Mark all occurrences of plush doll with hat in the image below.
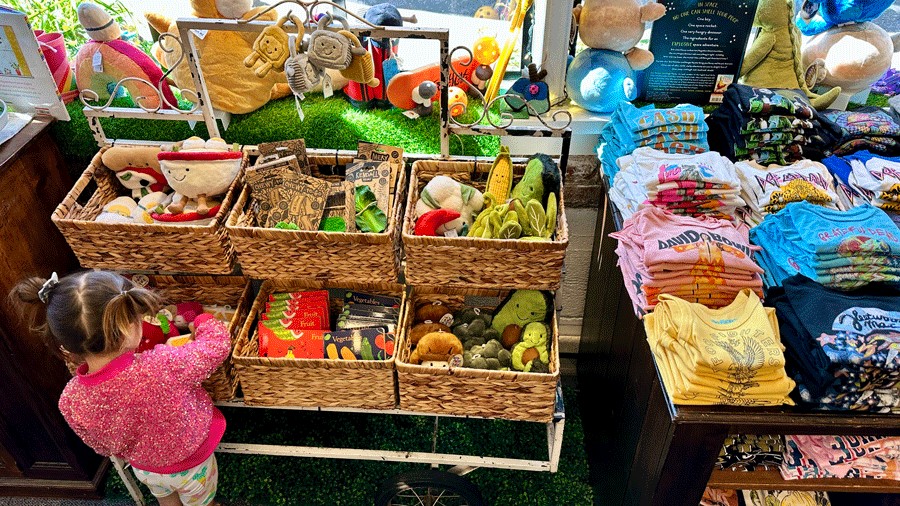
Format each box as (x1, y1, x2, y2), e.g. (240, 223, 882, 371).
(75, 2, 177, 110)
(738, 0, 841, 110)
(101, 145, 168, 199)
(798, 0, 900, 109)
(146, 0, 293, 115)
(153, 137, 242, 219)
(566, 0, 666, 113)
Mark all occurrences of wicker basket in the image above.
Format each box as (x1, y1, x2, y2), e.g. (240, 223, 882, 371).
(396, 286, 560, 422)
(51, 148, 243, 274)
(142, 275, 251, 401)
(225, 155, 405, 282)
(403, 159, 569, 290)
(232, 279, 405, 409)
(62, 275, 251, 401)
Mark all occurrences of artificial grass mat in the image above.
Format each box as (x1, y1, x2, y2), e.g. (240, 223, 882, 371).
(50, 92, 501, 170)
(103, 387, 592, 505)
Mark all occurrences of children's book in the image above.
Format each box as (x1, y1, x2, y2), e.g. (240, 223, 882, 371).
(0, 6, 68, 120)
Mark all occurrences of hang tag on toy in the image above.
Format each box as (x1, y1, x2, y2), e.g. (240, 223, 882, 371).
(293, 94, 305, 122)
(448, 354, 464, 370)
(323, 73, 334, 98)
(382, 56, 400, 87)
(402, 110, 420, 120)
(92, 51, 103, 73)
(131, 274, 149, 288)
(192, 29, 208, 40)
(444, 229, 458, 238)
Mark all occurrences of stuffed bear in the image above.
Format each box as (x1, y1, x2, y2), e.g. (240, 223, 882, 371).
(102, 145, 167, 199)
(408, 331, 463, 365)
(567, 0, 666, 113)
(146, 0, 293, 115)
(414, 175, 485, 234)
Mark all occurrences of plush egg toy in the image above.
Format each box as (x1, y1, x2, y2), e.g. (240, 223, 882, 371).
(448, 86, 468, 117)
(157, 137, 242, 217)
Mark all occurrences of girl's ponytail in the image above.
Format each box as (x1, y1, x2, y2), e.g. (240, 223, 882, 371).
(102, 287, 162, 352)
(8, 277, 57, 356)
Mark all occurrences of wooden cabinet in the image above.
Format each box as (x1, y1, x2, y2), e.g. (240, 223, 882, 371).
(581, 185, 900, 505)
(0, 119, 107, 498)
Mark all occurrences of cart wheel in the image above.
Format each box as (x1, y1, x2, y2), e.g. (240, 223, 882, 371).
(374, 469, 485, 506)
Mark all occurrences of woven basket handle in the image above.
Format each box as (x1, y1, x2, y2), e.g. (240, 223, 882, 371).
(57, 165, 98, 218)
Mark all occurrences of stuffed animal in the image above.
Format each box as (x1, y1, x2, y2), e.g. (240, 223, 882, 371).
(567, 0, 666, 113)
(505, 63, 550, 115)
(138, 302, 204, 352)
(795, 0, 894, 37)
(414, 302, 454, 326)
(75, 3, 178, 110)
(511, 322, 550, 372)
(146, 0, 292, 115)
(102, 145, 167, 199)
(415, 175, 485, 234)
(491, 290, 552, 333)
(802, 22, 900, 109)
(344, 3, 415, 108)
(244, 15, 299, 78)
(156, 137, 242, 216)
(408, 322, 451, 346)
(463, 339, 512, 370)
(739, 0, 840, 110)
(96, 192, 172, 224)
(452, 313, 500, 350)
(408, 331, 463, 365)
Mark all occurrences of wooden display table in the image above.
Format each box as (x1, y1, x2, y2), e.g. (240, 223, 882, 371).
(0, 118, 107, 498)
(580, 185, 900, 506)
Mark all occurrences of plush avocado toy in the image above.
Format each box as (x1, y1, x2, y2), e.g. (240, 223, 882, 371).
(463, 339, 512, 370)
(491, 290, 553, 333)
(512, 322, 550, 372)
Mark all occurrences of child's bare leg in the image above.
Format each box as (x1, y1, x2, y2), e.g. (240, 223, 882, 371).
(157, 492, 182, 506)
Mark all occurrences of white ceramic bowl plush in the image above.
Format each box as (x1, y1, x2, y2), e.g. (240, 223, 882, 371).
(158, 137, 242, 216)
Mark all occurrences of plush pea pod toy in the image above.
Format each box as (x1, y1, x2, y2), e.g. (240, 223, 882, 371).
(521, 199, 546, 237)
(543, 192, 557, 239)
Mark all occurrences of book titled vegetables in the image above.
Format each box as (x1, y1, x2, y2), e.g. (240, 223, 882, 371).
(324, 328, 395, 360)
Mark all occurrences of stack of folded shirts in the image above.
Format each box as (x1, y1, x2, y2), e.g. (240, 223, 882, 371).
(742, 490, 830, 506)
(768, 275, 900, 412)
(611, 207, 764, 314)
(598, 101, 709, 180)
(782, 435, 900, 480)
(609, 148, 745, 221)
(822, 107, 900, 156)
(734, 159, 843, 226)
(822, 150, 900, 211)
(707, 84, 839, 164)
(716, 434, 786, 471)
(750, 202, 900, 289)
(644, 289, 796, 406)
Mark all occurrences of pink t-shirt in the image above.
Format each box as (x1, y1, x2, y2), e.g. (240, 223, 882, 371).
(59, 315, 229, 474)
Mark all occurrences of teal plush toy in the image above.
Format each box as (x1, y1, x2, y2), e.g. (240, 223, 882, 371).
(491, 290, 552, 334)
(566, 49, 637, 114)
(511, 322, 550, 372)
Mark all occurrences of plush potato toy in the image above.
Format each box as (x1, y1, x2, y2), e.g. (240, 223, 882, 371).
(409, 332, 463, 365)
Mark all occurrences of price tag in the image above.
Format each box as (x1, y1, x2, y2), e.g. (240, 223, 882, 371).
(132, 274, 149, 288)
(92, 51, 103, 73)
(192, 29, 208, 40)
(444, 229, 458, 238)
(323, 74, 334, 98)
(402, 110, 420, 120)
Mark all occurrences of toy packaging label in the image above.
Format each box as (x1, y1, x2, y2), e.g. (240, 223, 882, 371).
(344, 303, 400, 317)
(257, 139, 310, 172)
(343, 290, 401, 309)
(323, 328, 394, 360)
(345, 160, 392, 215)
(257, 325, 326, 358)
(322, 180, 356, 232)
(269, 290, 330, 303)
(356, 141, 404, 206)
(262, 291, 330, 329)
(644, 0, 760, 104)
(271, 172, 330, 229)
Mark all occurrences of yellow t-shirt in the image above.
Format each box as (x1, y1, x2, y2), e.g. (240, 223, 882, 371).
(645, 289, 796, 406)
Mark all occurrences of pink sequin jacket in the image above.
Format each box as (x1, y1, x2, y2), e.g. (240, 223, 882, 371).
(59, 314, 228, 474)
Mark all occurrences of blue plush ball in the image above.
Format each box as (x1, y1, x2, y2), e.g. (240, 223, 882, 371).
(566, 48, 637, 114)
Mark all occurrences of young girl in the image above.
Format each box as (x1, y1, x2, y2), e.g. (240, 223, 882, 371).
(11, 270, 231, 506)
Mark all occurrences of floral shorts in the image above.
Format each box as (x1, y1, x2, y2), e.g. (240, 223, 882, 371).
(132, 454, 218, 506)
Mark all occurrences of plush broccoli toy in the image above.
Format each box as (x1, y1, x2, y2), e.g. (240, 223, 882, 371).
(463, 339, 512, 370)
(452, 310, 499, 350)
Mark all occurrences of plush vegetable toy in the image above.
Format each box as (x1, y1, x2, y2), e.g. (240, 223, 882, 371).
(485, 146, 513, 202)
(138, 302, 204, 352)
(146, 0, 292, 114)
(463, 339, 512, 370)
(491, 290, 552, 334)
(101, 145, 167, 199)
(567, 0, 666, 113)
(408, 322, 451, 345)
(738, 0, 841, 110)
(414, 302, 454, 326)
(452, 312, 499, 350)
(156, 137, 243, 217)
(75, 2, 177, 110)
(511, 322, 550, 372)
(414, 209, 461, 236)
(415, 176, 485, 234)
(408, 331, 463, 365)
